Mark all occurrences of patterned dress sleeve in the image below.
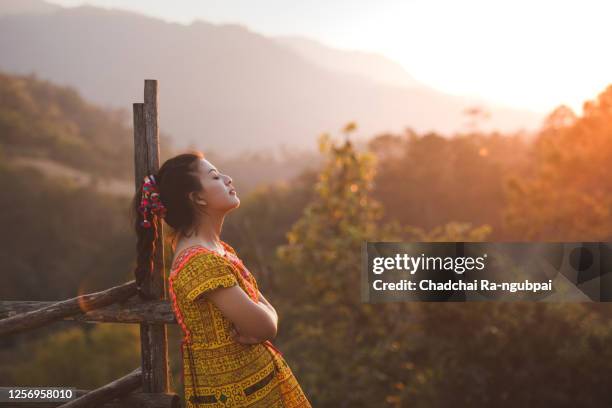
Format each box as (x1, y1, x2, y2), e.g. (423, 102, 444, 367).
(173, 252, 239, 302)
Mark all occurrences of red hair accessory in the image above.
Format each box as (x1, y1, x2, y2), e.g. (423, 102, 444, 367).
(139, 174, 167, 228)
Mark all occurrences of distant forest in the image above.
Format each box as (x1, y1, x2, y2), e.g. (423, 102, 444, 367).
(1, 71, 611, 406)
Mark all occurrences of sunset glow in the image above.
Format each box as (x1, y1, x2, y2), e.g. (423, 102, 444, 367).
(47, 0, 612, 114)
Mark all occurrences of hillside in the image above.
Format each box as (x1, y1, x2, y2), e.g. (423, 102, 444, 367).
(0, 71, 141, 180)
(0, 71, 324, 197)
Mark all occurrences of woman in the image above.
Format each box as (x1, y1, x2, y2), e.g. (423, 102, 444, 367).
(131, 151, 312, 407)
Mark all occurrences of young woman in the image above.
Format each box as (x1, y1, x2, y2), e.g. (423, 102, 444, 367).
(131, 151, 312, 407)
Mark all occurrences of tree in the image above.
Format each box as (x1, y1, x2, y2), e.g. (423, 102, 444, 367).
(275, 127, 402, 406)
(504, 86, 612, 240)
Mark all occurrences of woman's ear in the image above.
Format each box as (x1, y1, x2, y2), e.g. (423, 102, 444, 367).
(189, 191, 207, 207)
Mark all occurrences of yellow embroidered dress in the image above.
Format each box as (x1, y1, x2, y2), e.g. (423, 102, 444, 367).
(168, 241, 312, 408)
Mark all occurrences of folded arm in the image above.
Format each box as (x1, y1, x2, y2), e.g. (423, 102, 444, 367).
(257, 290, 278, 322)
(202, 286, 278, 343)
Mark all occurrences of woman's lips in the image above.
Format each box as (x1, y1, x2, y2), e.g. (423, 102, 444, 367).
(229, 189, 236, 195)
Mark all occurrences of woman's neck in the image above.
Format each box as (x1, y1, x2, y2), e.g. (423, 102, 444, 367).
(175, 213, 227, 254)
(198, 208, 225, 238)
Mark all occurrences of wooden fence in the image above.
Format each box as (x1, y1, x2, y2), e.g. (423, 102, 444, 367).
(0, 80, 179, 408)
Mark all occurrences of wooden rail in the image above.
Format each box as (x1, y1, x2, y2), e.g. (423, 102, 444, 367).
(0, 298, 175, 324)
(0, 390, 178, 408)
(0, 369, 179, 407)
(0, 282, 137, 336)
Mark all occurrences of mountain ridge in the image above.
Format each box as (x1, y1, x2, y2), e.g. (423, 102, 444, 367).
(0, 1, 543, 155)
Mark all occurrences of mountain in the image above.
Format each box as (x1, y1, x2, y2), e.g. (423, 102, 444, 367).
(0, 0, 59, 17)
(0, 2, 543, 155)
(276, 35, 422, 89)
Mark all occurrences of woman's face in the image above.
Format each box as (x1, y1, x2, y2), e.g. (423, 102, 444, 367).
(190, 158, 239, 212)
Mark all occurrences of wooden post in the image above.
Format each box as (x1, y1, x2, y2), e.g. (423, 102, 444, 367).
(133, 79, 169, 394)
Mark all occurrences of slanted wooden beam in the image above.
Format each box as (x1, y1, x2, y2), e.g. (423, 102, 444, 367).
(0, 281, 136, 336)
(0, 298, 176, 324)
(56, 368, 140, 408)
(0, 389, 179, 408)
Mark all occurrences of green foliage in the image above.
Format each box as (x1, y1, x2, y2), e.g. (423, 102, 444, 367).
(0, 71, 135, 179)
(271, 124, 612, 407)
(4, 324, 140, 388)
(504, 87, 612, 240)
(273, 129, 492, 406)
(403, 221, 492, 241)
(274, 130, 401, 406)
(368, 129, 527, 240)
(278, 131, 400, 266)
(222, 169, 319, 291)
(398, 302, 612, 407)
(0, 163, 134, 301)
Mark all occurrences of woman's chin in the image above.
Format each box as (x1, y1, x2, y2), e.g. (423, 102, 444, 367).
(228, 197, 240, 209)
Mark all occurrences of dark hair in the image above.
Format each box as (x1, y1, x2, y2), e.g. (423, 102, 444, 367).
(130, 150, 205, 299)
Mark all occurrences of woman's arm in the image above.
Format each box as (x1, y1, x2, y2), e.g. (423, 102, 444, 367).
(229, 291, 278, 344)
(203, 286, 277, 342)
(257, 290, 278, 322)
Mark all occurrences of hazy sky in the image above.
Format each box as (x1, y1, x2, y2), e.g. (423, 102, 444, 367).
(48, 0, 612, 114)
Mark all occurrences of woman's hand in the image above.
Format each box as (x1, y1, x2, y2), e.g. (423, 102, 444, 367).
(230, 325, 263, 344)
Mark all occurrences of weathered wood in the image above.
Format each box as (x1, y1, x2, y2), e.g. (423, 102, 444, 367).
(135, 79, 170, 393)
(0, 391, 179, 408)
(132, 103, 146, 193)
(142, 79, 165, 301)
(0, 281, 137, 336)
(56, 368, 141, 408)
(0, 298, 176, 324)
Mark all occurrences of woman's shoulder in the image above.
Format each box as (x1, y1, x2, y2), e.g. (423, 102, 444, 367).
(172, 240, 236, 262)
(171, 245, 232, 272)
(220, 240, 238, 256)
(169, 247, 239, 301)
